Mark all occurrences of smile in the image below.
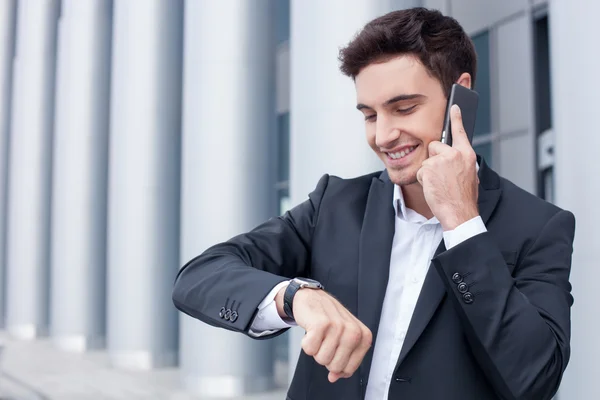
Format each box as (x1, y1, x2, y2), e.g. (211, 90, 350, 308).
(386, 145, 418, 160)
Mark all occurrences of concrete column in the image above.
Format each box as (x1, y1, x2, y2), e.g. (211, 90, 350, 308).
(5, 0, 59, 340)
(107, 0, 183, 369)
(178, 0, 277, 396)
(549, 1, 600, 399)
(0, 0, 16, 329)
(50, 0, 112, 352)
(288, 0, 421, 380)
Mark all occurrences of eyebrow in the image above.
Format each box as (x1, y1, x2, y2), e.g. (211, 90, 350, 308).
(356, 94, 426, 111)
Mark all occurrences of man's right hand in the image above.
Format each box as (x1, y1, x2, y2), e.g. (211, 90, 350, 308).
(275, 284, 372, 383)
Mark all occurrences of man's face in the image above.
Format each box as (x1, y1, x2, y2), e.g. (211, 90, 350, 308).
(355, 55, 448, 186)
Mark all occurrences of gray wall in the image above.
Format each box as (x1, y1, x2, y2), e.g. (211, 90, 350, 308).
(550, 1, 600, 398)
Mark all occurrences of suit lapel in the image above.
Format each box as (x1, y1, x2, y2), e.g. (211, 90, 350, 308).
(394, 157, 502, 368)
(357, 172, 395, 383)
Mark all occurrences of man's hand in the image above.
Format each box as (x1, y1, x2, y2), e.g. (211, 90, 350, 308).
(417, 104, 479, 231)
(276, 285, 372, 383)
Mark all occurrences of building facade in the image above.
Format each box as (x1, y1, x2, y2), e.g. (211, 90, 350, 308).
(0, 0, 597, 398)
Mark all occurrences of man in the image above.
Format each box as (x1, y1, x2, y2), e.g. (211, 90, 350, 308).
(173, 7, 575, 400)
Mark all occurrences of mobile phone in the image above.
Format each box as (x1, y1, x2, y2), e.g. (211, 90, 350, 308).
(440, 83, 479, 146)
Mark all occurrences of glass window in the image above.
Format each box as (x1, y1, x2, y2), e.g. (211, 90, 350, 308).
(277, 112, 290, 183)
(276, 0, 290, 45)
(276, 112, 290, 215)
(278, 187, 290, 216)
(472, 31, 491, 137)
(533, 15, 554, 202)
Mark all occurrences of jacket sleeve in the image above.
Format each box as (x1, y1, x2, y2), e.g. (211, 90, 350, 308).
(432, 209, 575, 400)
(172, 174, 330, 339)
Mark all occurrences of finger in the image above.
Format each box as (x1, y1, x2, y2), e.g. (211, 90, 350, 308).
(342, 327, 372, 377)
(450, 104, 470, 149)
(301, 317, 329, 356)
(326, 324, 363, 376)
(428, 140, 450, 157)
(314, 326, 341, 367)
(313, 307, 344, 366)
(328, 371, 352, 383)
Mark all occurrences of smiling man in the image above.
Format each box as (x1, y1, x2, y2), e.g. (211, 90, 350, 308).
(173, 8, 575, 400)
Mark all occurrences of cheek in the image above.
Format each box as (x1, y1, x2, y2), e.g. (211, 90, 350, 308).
(414, 108, 445, 144)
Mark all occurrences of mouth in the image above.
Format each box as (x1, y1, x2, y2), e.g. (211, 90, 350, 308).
(385, 144, 419, 163)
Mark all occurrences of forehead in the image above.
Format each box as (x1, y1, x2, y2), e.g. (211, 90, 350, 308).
(354, 55, 442, 105)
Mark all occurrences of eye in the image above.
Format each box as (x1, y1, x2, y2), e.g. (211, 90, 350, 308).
(365, 114, 377, 122)
(397, 105, 417, 114)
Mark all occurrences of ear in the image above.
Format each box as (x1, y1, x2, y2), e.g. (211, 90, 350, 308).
(456, 72, 472, 90)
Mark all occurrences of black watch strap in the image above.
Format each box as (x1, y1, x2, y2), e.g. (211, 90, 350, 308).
(283, 278, 324, 321)
(283, 280, 302, 320)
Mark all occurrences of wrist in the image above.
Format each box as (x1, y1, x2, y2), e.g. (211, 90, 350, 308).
(279, 278, 324, 321)
(442, 208, 479, 231)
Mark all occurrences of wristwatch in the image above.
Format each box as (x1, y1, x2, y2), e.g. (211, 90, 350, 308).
(283, 278, 324, 321)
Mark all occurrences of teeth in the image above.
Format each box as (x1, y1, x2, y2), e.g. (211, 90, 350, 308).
(388, 146, 416, 160)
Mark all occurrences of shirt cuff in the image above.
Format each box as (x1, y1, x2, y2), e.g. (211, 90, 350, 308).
(248, 280, 297, 338)
(443, 216, 487, 250)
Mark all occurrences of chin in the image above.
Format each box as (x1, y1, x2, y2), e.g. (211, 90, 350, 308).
(386, 168, 418, 186)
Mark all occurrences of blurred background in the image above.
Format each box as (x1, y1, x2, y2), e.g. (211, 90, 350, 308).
(0, 0, 597, 399)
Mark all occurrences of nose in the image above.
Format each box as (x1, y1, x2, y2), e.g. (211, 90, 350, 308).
(375, 116, 401, 149)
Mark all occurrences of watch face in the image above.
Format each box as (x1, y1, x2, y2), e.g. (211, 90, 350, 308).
(295, 278, 323, 289)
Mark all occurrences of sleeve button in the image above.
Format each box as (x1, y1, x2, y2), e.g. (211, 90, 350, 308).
(452, 273, 463, 284)
(463, 292, 474, 304)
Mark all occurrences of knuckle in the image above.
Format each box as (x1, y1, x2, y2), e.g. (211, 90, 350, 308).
(314, 353, 329, 366)
(345, 328, 363, 347)
(314, 354, 328, 366)
(328, 365, 343, 374)
(302, 341, 317, 356)
(329, 321, 343, 336)
(466, 150, 477, 163)
(343, 364, 358, 376)
(301, 334, 321, 356)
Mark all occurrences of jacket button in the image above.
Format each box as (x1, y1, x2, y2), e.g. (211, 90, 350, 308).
(452, 273, 463, 284)
(457, 282, 468, 293)
(463, 292, 474, 304)
(224, 308, 232, 320)
(219, 307, 226, 318)
(230, 311, 238, 322)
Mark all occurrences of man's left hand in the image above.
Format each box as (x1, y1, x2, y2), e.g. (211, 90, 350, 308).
(417, 104, 479, 231)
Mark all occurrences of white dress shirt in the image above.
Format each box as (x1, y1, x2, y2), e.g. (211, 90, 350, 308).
(249, 178, 487, 399)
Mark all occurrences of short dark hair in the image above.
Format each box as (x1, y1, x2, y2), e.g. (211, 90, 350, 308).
(338, 7, 477, 97)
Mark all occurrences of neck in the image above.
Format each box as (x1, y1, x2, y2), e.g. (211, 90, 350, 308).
(401, 182, 433, 219)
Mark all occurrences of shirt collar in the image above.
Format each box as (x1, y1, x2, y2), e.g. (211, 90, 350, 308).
(392, 162, 480, 222)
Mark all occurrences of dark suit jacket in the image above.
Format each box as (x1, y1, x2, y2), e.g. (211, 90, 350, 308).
(172, 158, 575, 400)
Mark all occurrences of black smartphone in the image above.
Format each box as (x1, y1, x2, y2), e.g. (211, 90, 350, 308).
(440, 83, 479, 146)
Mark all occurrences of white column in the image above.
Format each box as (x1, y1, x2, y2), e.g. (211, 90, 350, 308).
(178, 0, 277, 396)
(50, 0, 112, 352)
(0, 0, 16, 328)
(288, 0, 421, 380)
(5, 0, 59, 340)
(107, 0, 183, 369)
(549, 1, 600, 399)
